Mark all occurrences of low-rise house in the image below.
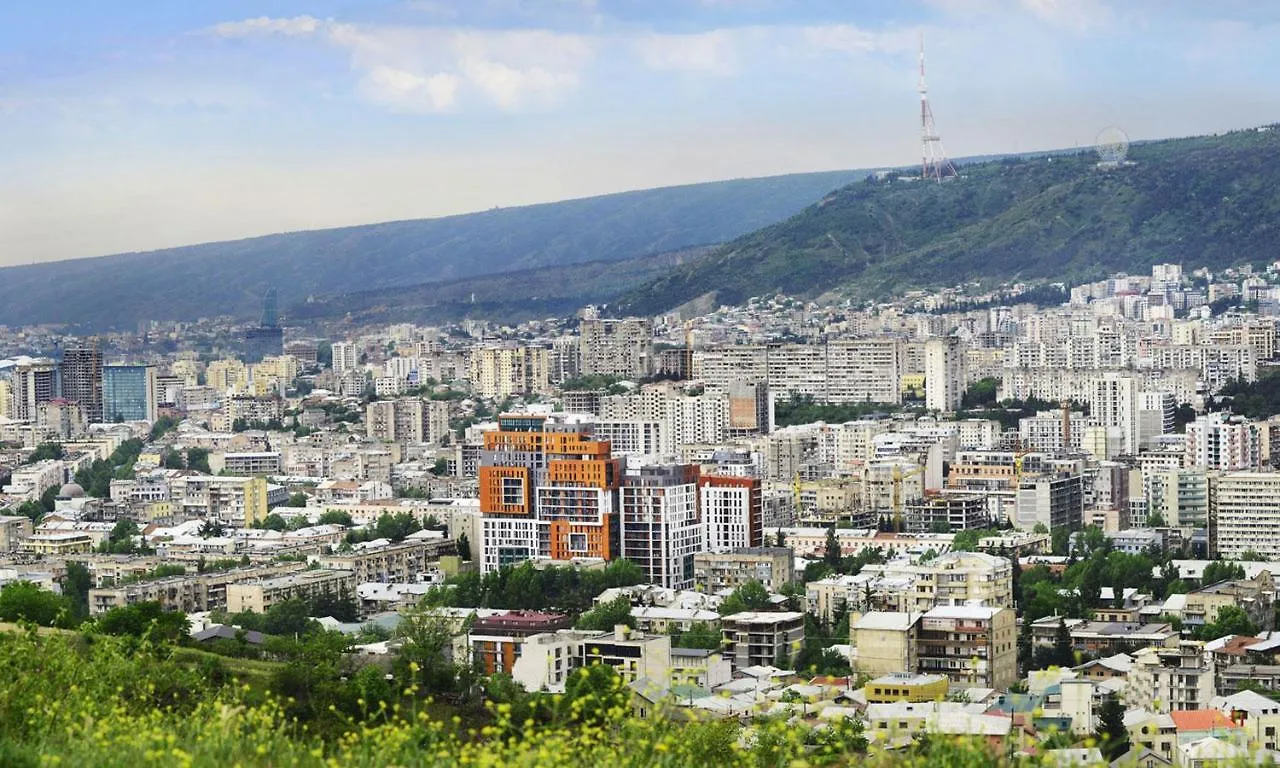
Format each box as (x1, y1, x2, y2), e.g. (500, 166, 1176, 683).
(468, 611, 573, 676)
(511, 626, 672, 694)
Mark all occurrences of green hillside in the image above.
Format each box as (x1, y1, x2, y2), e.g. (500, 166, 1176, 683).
(622, 126, 1280, 314)
(0, 170, 864, 329)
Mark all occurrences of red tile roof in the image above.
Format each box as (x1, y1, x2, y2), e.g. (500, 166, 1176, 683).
(1170, 710, 1241, 732)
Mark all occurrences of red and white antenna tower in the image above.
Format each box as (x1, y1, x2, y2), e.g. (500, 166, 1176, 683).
(919, 33, 957, 182)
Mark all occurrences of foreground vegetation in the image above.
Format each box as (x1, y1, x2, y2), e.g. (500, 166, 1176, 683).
(0, 625, 1029, 767)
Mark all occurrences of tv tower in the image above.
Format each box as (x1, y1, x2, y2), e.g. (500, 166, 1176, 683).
(919, 33, 957, 182)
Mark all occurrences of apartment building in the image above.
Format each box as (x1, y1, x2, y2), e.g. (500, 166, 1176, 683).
(0, 516, 33, 551)
(619, 463, 703, 590)
(578, 318, 653, 378)
(314, 539, 438, 583)
(478, 415, 621, 573)
(1185, 413, 1262, 471)
(365, 397, 450, 445)
(720, 611, 805, 670)
(915, 605, 1017, 691)
(1013, 473, 1084, 532)
(469, 611, 574, 675)
(172, 475, 270, 526)
(224, 568, 357, 614)
(692, 547, 794, 594)
(1145, 468, 1209, 529)
(1127, 642, 1216, 713)
(1210, 472, 1280, 559)
(88, 563, 307, 615)
(468, 345, 550, 399)
(699, 475, 762, 552)
(693, 339, 903, 405)
(852, 611, 921, 679)
(511, 627, 672, 693)
(925, 337, 966, 412)
(220, 452, 282, 476)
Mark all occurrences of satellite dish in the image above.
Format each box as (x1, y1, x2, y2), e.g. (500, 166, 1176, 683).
(1095, 126, 1130, 167)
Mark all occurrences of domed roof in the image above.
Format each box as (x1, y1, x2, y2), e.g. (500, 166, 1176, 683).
(57, 482, 85, 499)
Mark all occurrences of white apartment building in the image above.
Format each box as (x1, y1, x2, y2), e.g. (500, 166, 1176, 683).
(1210, 471, 1280, 559)
(925, 337, 966, 412)
(331, 342, 359, 375)
(1184, 413, 1261, 471)
(693, 338, 904, 405)
(700, 476, 762, 553)
(619, 464, 704, 590)
(1126, 643, 1215, 714)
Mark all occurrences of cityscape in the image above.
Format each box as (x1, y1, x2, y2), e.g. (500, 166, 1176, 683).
(6, 2, 1280, 767)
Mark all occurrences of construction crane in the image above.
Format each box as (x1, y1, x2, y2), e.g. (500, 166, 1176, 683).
(891, 463, 928, 532)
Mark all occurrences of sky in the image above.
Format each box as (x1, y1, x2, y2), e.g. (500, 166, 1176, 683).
(2, 0, 1280, 266)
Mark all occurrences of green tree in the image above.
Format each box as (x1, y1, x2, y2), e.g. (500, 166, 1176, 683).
(719, 580, 771, 616)
(1052, 618, 1075, 668)
(672, 621, 722, 650)
(26, 442, 65, 463)
(258, 513, 288, 532)
(63, 561, 92, 621)
(575, 597, 634, 631)
(560, 662, 628, 726)
(161, 449, 185, 469)
(94, 602, 188, 643)
(317, 509, 354, 527)
(1197, 605, 1259, 640)
(186, 448, 212, 474)
(1097, 692, 1130, 760)
(0, 581, 73, 627)
(1202, 561, 1246, 585)
(823, 526, 842, 567)
(263, 598, 317, 637)
(285, 492, 309, 508)
(457, 532, 471, 562)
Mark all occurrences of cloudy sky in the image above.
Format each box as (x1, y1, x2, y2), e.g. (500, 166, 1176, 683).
(1, 0, 1278, 266)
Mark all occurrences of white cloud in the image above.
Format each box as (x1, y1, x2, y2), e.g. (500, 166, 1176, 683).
(361, 65, 460, 112)
(211, 15, 324, 38)
(210, 16, 593, 112)
(1019, 0, 1113, 31)
(633, 29, 742, 75)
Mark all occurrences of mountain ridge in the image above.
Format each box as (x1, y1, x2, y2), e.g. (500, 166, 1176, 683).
(0, 169, 866, 329)
(621, 126, 1280, 314)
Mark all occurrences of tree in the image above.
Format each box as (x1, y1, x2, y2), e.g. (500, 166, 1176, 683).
(161, 449, 184, 469)
(1052, 618, 1075, 668)
(1202, 561, 1246, 585)
(317, 509, 354, 527)
(672, 621, 722, 650)
(457, 532, 471, 562)
(1051, 527, 1070, 556)
(560, 662, 628, 726)
(1198, 605, 1259, 640)
(1097, 692, 1130, 760)
(1147, 511, 1166, 528)
(285, 492, 309, 508)
(719, 580, 771, 616)
(575, 597, 634, 631)
(263, 598, 317, 637)
(258, 514, 288, 532)
(26, 442, 64, 464)
(199, 520, 226, 538)
(774, 530, 786, 548)
(94, 602, 188, 643)
(823, 527, 842, 567)
(186, 448, 212, 475)
(64, 561, 92, 621)
(0, 581, 73, 627)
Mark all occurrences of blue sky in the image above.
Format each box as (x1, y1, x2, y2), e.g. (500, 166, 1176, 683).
(2, 0, 1279, 265)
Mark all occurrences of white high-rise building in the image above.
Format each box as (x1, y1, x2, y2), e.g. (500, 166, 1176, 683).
(331, 342, 359, 376)
(700, 475, 762, 552)
(925, 337, 966, 412)
(1210, 471, 1280, 559)
(620, 464, 704, 590)
(1185, 413, 1261, 471)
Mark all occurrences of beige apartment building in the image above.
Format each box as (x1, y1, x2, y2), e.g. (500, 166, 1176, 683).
(224, 568, 357, 614)
(692, 547, 794, 594)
